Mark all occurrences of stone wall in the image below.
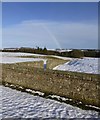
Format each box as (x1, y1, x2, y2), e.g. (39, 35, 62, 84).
(2, 64, 100, 107)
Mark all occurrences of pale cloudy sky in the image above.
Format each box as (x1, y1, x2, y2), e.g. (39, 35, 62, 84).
(2, 2, 98, 49)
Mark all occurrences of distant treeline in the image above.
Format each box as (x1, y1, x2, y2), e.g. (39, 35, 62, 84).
(1, 47, 100, 58)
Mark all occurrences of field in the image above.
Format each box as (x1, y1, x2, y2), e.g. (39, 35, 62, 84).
(1, 52, 69, 69)
(1, 86, 99, 118)
(54, 57, 99, 74)
(1, 52, 100, 118)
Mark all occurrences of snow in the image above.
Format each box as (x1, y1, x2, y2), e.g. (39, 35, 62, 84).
(53, 57, 100, 74)
(0, 52, 71, 64)
(0, 52, 46, 57)
(0, 52, 45, 64)
(1, 86, 99, 119)
(1, 52, 73, 60)
(1, 57, 45, 64)
(56, 49, 72, 53)
(50, 55, 73, 60)
(26, 89, 44, 96)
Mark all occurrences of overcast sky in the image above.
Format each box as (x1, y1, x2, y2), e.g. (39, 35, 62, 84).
(2, 2, 98, 49)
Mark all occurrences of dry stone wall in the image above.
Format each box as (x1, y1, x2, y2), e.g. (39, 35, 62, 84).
(2, 64, 100, 108)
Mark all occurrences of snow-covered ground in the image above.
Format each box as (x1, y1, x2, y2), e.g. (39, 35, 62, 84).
(0, 86, 99, 119)
(0, 52, 45, 64)
(53, 57, 100, 74)
(0, 52, 46, 57)
(0, 57, 45, 64)
(0, 52, 71, 64)
(0, 52, 72, 60)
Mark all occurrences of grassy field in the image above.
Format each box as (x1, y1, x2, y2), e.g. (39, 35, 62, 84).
(16, 55, 69, 69)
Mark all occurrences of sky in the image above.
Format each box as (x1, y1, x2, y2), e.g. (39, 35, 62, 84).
(2, 2, 98, 49)
(2, 0, 100, 2)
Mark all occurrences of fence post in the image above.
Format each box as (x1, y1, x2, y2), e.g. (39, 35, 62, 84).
(44, 60, 47, 71)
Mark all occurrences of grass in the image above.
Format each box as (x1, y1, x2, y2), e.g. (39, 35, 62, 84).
(15, 55, 69, 69)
